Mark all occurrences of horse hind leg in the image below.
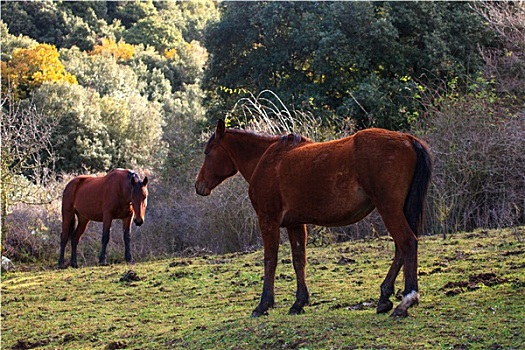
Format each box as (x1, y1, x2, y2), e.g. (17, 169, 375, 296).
(70, 217, 89, 268)
(287, 224, 309, 315)
(59, 212, 76, 269)
(377, 208, 419, 317)
(377, 244, 403, 314)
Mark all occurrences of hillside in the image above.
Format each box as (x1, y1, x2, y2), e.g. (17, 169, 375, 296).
(1, 227, 524, 349)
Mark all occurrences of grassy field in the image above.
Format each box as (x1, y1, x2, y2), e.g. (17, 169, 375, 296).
(2, 227, 524, 349)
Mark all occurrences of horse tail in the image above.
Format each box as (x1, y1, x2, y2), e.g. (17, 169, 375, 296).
(66, 215, 77, 238)
(61, 177, 84, 240)
(404, 138, 433, 236)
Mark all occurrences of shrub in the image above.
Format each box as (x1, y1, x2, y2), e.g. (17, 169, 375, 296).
(3, 203, 60, 265)
(416, 85, 525, 234)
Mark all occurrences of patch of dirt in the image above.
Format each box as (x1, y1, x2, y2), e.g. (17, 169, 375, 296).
(171, 270, 191, 279)
(283, 338, 309, 349)
(502, 250, 524, 256)
(336, 256, 356, 265)
(105, 340, 127, 350)
(13, 339, 50, 349)
(441, 273, 509, 296)
(276, 273, 293, 281)
(169, 260, 192, 267)
(119, 270, 140, 282)
(419, 267, 445, 276)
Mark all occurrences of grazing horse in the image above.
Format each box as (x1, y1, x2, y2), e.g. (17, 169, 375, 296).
(58, 169, 149, 268)
(196, 120, 432, 317)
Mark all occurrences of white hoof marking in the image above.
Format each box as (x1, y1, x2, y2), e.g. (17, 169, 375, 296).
(399, 290, 420, 309)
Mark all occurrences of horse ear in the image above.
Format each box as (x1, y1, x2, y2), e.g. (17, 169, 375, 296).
(143, 176, 148, 187)
(216, 119, 226, 138)
(131, 176, 137, 186)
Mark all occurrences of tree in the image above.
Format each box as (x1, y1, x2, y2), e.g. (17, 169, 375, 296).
(61, 46, 139, 99)
(123, 14, 184, 54)
(29, 79, 164, 174)
(0, 1, 64, 46)
(90, 38, 134, 62)
(203, 2, 494, 130)
(0, 22, 38, 61)
(113, 1, 157, 29)
(473, 1, 525, 103)
(30, 82, 111, 172)
(1, 92, 58, 246)
(1, 43, 77, 100)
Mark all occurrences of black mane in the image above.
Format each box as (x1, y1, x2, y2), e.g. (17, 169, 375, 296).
(279, 133, 310, 146)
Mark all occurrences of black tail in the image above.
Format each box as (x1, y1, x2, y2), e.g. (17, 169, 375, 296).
(404, 139, 433, 236)
(68, 215, 77, 238)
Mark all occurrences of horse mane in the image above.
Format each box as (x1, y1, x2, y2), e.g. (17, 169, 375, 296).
(279, 133, 310, 146)
(107, 168, 140, 185)
(225, 128, 310, 146)
(225, 128, 279, 142)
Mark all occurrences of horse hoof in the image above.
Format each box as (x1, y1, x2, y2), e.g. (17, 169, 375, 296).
(376, 300, 394, 314)
(390, 308, 409, 318)
(251, 309, 268, 318)
(288, 307, 305, 315)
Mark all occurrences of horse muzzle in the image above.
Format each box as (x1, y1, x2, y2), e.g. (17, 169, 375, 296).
(134, 218, 144, 226)
(195, 181, 211, 196)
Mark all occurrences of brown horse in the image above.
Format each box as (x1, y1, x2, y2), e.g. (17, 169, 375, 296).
(58, 169, 149, 268)
(196, 120, 432, 317)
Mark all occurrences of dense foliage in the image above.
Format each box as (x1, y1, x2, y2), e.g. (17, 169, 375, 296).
(203, 1, 494, 129)
(1, 0, 218, 248)
(1, 1, 524, 263)
(2, 1, 217, 174)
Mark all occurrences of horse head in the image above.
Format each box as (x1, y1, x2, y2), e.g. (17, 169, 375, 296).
(130, 174, 149, 226)
(195, 119, 238, 196)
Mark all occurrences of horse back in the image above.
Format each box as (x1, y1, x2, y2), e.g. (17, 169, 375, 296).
(63, 170, 132, 221)
(248, 128, 422, 227)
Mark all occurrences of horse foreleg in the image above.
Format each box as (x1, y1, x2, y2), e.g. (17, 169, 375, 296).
(122, 215, 133, 264)
(252, 220, 280, 318)
(99, 218, 112, 265)
(71, 217, 89, 268)
(377, 244, 403, 314)
(287, 224, 309, 315)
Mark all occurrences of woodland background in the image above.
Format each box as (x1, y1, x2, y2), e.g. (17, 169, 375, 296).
(1, 1, 524, 267)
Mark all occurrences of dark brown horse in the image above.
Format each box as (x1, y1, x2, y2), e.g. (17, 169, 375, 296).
(196, 120, 432, 317)
(58, 169, 149, 268)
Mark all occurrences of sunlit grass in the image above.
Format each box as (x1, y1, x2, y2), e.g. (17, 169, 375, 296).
(2, 227, 524, 349)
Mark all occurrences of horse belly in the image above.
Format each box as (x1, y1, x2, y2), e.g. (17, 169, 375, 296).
(280, 183, 374, 227)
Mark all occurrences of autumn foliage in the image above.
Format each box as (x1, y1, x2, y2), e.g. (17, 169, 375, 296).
(1, 43, 77, 100)
(90, 38, 134, 62)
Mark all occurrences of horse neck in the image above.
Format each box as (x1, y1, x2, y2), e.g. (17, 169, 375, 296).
(223, 131, 278, 182)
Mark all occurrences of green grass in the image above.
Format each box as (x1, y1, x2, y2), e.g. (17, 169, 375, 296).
(2, 227, 524, 349)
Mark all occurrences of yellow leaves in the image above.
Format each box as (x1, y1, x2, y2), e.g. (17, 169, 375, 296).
(90, 38, 134, 61)
(164, 48, 179, 60)
(219, 86, 249, 95)
(1, 43, 77, 100)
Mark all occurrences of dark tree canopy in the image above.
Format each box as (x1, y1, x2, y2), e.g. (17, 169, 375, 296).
(203, 1, 494, 129)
